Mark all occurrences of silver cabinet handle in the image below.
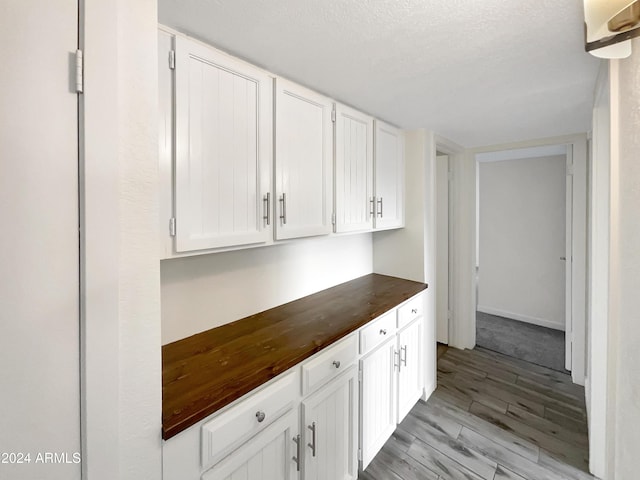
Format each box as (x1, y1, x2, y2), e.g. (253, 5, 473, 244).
(263, 193, 271, 226)
(255, 411, 266, 423)
(370, 197, 375, 217)
(292, 434, 301, 471)
(560, 256, 566, 261)
(279, 193, 287, 225)
(411, 308, 418, 314)
(377, 197, 383, 217)
(307, 422, 316, 457)
(401, 345, 407, 367)
(379, 329, 387, 335)
(332, 360, 341, 369)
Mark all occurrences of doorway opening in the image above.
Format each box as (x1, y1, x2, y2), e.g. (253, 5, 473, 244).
(475, 144, 571, 373)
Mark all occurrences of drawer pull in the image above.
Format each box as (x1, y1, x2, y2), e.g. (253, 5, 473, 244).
(292, 434, 301, 471)
(411, 308, 418, 314)
(255, 411, 266, 423)
(307, 422, 317, 457)
(379, 329, 387, 335)
(332, 360, 341, 369)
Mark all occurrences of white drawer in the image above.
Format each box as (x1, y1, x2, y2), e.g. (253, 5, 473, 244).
(397, 293, 424, 330)
(302, 334, 358, 395)
(359, 311, 396, 355)
(201, 370, 298, 471)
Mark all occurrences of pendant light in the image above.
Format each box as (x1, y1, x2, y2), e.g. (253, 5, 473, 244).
(584, 0, 640, 58)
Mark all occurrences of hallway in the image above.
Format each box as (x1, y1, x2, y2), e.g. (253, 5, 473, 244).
(359, 346, 593, 480)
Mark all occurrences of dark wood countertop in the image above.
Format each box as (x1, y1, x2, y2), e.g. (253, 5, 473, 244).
(162, 273, 427, 440)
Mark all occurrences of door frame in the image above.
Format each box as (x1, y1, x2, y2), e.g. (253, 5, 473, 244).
(453, 134, 587, 385)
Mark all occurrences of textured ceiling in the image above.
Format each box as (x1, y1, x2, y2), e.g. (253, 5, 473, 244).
(158, 0, 601, 148)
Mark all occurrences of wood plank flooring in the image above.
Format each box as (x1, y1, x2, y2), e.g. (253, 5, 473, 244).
(359, 346, 595, 480)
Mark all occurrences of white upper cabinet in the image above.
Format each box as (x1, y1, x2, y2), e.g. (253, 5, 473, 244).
(174, 36, 273, 252)
(334, 104, 374, 233)
(374, 121, 405, 230)
(274, 78, 333, 240)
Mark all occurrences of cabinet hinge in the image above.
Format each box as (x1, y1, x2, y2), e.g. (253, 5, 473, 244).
(75, 49, 84, 94)
(358, 448, 362, 461)
(331, 212, 336, 225)
(447, 170, 453, 182)
(331, 109, 336, 123)
(169, 217, 176, 237)
(169, 50, 176, 70)
(358, 369, 363, 382)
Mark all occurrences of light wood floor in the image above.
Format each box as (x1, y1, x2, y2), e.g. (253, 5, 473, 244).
(359, 346, 595, 480)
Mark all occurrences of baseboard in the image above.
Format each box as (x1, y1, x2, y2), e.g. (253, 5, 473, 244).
(422, 381, 437, 402)
(477, 305, 565, 331)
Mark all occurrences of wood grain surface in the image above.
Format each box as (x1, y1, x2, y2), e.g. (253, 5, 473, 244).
(162, 273, 427, 439)
(359, 346, 594, 480)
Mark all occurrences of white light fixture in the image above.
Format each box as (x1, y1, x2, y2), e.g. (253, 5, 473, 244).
(584, 0, 640, 58)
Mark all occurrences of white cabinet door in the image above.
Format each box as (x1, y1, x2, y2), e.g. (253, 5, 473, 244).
(174, 36, 272, 252)
(302, 367, 358, 480)
(202, 409, 300, 480)
(396, 317, 424, 422)
(334, 104, 374, 233)
(359, 337, 397, 470)
(374, 121, 405, 230)
(275, 78, 333, 240)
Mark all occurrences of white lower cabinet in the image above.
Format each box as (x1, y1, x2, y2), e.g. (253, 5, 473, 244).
(359, 337, 397, 469)
(397, 317, 425, 421)
(202, 408, 300, 480)
(162, 293, 431, 480)
(359, 315, 425, 470)
(302, 366, 359, 480)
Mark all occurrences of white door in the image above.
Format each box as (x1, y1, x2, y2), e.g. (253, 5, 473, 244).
(302, 367, 358, 480)
(334, 104, 374, 233)
(275, 78, 333, 240)
(436, 155, 450, 344)
(359, 337, 397, 470)
(565, 146, 574, 371)
(0, 2, 80, 479)
(202, 409, 300, 480)
(373, 121, 404, 230)
(397, 318, 425, 422)
(174, 37, 273, 252)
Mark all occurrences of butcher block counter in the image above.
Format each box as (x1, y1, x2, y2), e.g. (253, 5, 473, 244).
(162, 273, 428, 440)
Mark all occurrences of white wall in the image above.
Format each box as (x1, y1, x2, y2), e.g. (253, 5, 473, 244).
(607, 40, 640, 479)
(162, 234, 373, 344)
(83, 1, 162, 479)
(478, 155, 566, 330)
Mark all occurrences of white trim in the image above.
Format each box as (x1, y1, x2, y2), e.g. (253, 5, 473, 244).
(476, 144, 567, 163)
(80, 2, 120, 478)
(434, 135, 471, 350)
(462, 134, 588, 383)
(477, 305, 565, 331)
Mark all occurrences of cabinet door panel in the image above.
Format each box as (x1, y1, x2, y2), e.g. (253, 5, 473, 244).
(202, 409, 299, 480)
(275, 79, 333, 240)
(397, 317, 424, 422)
(302, 367, 358, 480)
(335, 104, 374, 233)
(175, 37, 272, 252)
(360, 337, 397, 469)
(374, 121, 404, 230)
